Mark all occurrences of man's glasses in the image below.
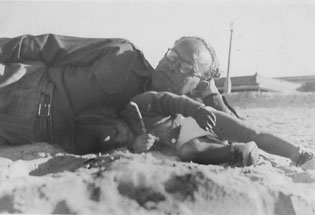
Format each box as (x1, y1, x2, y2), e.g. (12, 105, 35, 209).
(164, 48, 214, 81)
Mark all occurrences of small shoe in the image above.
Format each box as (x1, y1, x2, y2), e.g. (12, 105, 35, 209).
(300, 158, 314, 170)
(292, 147, 314, 170)
(230, 141, 260, 166)
(241, 141, 260, 166)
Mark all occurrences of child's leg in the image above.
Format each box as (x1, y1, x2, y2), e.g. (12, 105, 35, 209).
(211, 109, 299, 159)
(177, 138, 259, 166)
(177, 138, 231, 164)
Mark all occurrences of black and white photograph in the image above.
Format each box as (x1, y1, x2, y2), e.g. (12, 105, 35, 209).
(0, 0, 314, 214)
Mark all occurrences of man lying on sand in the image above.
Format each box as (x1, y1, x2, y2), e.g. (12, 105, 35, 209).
(0, 34, 313, 168)
(0, 34, 235, 154)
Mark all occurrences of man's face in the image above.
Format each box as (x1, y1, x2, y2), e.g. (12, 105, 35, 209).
(151, 38, 213, 95)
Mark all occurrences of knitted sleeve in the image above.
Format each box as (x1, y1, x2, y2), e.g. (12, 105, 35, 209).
(129, 91, 204, 117)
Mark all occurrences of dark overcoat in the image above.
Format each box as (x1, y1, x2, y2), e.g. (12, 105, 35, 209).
(0, 34, 154, 153)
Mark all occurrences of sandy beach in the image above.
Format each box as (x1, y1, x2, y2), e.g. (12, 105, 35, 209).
(0, 92, 314, 215)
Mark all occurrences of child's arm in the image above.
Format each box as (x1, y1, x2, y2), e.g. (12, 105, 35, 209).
(125, 91, 216, 132)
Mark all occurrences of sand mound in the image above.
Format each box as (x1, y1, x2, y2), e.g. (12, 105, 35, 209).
(0, 150, 314, 215)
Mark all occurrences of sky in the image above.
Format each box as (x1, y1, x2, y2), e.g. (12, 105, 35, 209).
(0, 0, 314, 78)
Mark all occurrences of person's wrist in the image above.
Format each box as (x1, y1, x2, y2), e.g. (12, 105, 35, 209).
(193, 105, 206, 116)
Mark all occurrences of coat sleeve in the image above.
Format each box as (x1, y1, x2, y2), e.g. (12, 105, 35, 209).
(121, 91, 205, 137)
(0, 34, 126, 67)
(127, 91, 204, 118)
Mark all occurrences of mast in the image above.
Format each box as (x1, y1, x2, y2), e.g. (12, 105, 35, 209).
(224, 22, 234, 94)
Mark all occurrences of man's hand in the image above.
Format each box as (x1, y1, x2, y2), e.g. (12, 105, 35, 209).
(132, 133, 158, 153)
(199, 79, 219, 98)
(190, 79, 219, 98)
(194, 106, 216, 131)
